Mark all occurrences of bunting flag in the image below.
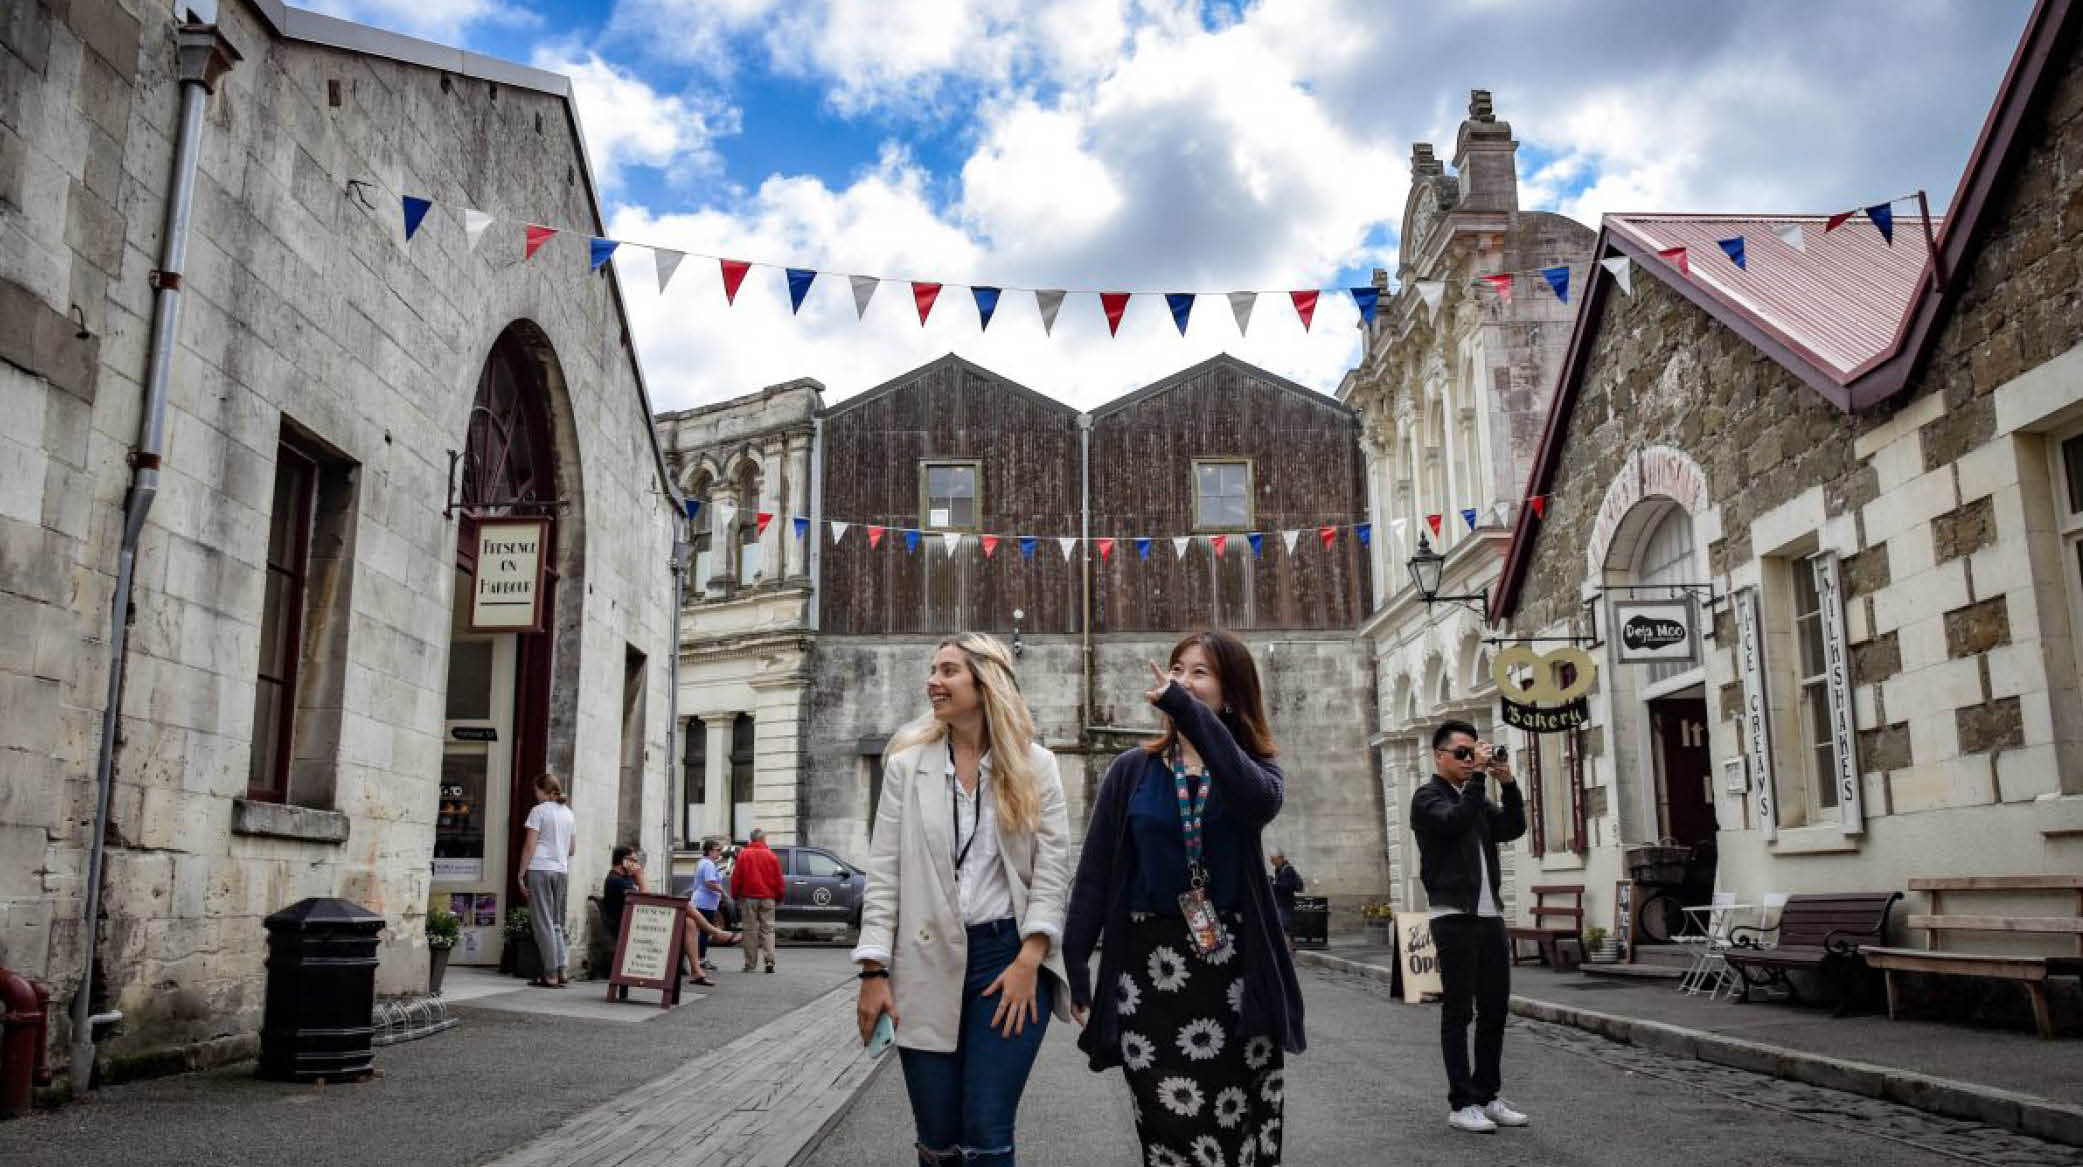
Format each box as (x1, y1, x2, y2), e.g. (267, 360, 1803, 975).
(912, 282, 942, 325)
(1390, 518, 1408, 549)
(787, 268, 817, 313)
(1490, 499, 1512, 526)
(1166, 293, 1194, 336)
(1355, 522, 1371, 547)
(653, 248, 685, 292)
(720, 259, 751, 304)
(973, 286, 1002, 330)
(1415, 280, 1445, 315)
(1600, 255, 1633, 295)
(1825, 210, 1856, 233)
(1350, 286, 1380, 326)
(1279, 529, 1299, 555)
(715, 500, 737, 528)
(1530, 497, 1547, 520)
(1211, 534, 1229, 557)
(1228, 291, 1257, 335)
(1717, 236, 1746, 270)
(589, 237, 619, 273)
(981, 534, 1001, 557)
(1318, 525, 1336, 550)
(903, 529, 921, 555)
(942, 531, 963, 556)
(1866, 202, 1894, 245)
(1426, 513, 1442, 537)
(1101, 292, 1131, 336)
(867, 525, 885, 549)
(464, 208, 495, 251)
(1019, 535, 1038, 559)
(402, 196, 433, 241)
(1773, 224, 1805, 253)
(755, 512, 774, 536)
(1657, 246, 1691, 277)
(1461, 507, 1478, 531)
(1247, 532, 1264, 559)
(1539, 265, 1570, 304)
(1097, 537, 1116, 563)
(1172, 535, 1191, 560)
(792, 517, 808, 539)
(1036, 290, 1066, 336)
(682, 498, 702, 521)
(1289, 290, 1319, 331)
(830, 521, 850, 542)
(850, 275, 879, 318)
(1057, 537, 1078, 561)
(524, 224, 557, 260)
(1135, 537, 1152, 561)
(1480, 273, 1513, 303)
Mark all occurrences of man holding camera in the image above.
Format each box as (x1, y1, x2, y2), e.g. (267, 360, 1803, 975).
(1412, 718, 1528, 1135)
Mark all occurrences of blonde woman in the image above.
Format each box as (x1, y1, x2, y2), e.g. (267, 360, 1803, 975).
(515, 772, 576, 987)
(853, 633, 1072, 1166)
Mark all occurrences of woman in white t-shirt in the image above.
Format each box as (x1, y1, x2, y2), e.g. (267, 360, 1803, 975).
(516, 772, 577, 987)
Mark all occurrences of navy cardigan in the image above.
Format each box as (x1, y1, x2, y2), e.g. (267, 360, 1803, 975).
(1063, 682, 1307, 1071)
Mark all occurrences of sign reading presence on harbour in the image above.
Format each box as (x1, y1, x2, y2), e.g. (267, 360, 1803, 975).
(1612, 598, 1698, 664)
(608, 893, 686, 1008)
(1494, 644, 1598, 733)
(470, 518, 549, 633)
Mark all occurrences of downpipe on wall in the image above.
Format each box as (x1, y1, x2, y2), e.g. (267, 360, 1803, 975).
(1078, 414, 1095, 736)
(70, 23, 239, 1093)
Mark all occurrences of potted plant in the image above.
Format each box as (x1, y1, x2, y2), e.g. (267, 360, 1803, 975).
(1584, 925, 1621, 964)
(503, 905, 541, 981)
(1361, 901, 1395, 947)
(426, 903, 461, 994)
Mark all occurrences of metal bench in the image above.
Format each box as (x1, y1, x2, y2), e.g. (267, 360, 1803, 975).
(1506, 884, 1585, 969)
(1860, 875, 2083, 1038)
(1722, 891, 1901, 1014)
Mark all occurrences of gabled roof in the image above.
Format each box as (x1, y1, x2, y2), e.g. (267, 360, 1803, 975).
(1088, 352, 1355, 421)
(1493, 0, 2079, 621)
(818, 354, 1080, 421)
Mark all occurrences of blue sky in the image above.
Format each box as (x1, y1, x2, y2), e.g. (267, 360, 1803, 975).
(321, 0, 2033, 410)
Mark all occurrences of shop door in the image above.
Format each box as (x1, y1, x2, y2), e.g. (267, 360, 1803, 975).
(435, 568, 520, 966)
(1650, 695, 1717, 848)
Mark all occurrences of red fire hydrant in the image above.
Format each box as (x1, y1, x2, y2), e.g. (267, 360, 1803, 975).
(0, 967, 53, 1119)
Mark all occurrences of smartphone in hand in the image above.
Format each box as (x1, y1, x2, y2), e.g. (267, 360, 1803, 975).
(865, 1011, 896, 1056)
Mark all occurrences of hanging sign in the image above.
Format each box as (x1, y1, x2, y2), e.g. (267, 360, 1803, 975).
(607, 893, 687, 1008)
(1810, 554, 1863, 832)
(470, 518, 549, 633)
(1611, 598, 1698, 664)
(1735, 587, 1777, 840)
(1493, 644, 1597, 733)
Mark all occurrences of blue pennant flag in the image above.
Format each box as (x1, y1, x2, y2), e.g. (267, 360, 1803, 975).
(1246, 532, 1264, 559)
(792, 517, 808, 538)
(1135, 537, 1152, 561)
(1717, 236, 1747, 270)
(402, 196, 433, 241)
(1355, 522, 1372, 547)
(1019, 536, 1037, 560)
(1166, 293, 1195, 336)
(903, 529, 920, 555)
(1865, 202, 1894, 245)
(1349, 286, 1380, 325)
(787, 268, 817, 314)
(589, 237, 619, 272)
(1539, 266, 1570, 304)
(1461, 507, 1478, 531)
(682, 498, 702, 521)
(973, 286, 1002, 330)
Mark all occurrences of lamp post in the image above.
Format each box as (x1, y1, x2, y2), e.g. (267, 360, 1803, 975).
(1406, 533, 1490, 619)
(1011, 608, 1025, 658)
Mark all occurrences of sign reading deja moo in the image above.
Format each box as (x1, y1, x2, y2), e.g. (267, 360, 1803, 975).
(470, 518, 549, 633)
(1493, 644, 1598, 734)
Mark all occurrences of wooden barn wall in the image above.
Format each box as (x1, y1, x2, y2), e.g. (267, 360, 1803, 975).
(1088, 365, 1370, 633)
(818, 361, 1082, 635)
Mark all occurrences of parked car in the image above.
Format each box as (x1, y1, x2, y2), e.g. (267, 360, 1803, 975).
(671, 843, 867, 939)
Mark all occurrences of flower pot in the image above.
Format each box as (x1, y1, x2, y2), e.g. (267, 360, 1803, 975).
(510, 938, 542, 981)
(1363, 920, 1393, 947)
(429, 945, 452, 995)
(1586, 939, 1623, 964)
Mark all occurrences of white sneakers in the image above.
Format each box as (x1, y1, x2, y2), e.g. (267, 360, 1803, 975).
(1447, 1100, 1530, 1133)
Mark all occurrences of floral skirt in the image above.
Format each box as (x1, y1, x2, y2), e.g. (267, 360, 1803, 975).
(1114, 911, 1284, 1167)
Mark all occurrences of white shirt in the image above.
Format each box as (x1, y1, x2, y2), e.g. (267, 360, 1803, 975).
(523, 801, 574, 874)
(949, 750, 1016, 928)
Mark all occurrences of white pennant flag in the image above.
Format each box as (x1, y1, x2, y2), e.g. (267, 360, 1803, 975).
(941, 531, 963, 556)
(1036, 290, 1066, 336)
(1600, 256, 1633, 296)
(830, 521, 849, 543)
(1281, 529, 1300, 555)
(654, 248, 685, 293)
(1491, 500, 1512, 527)
(1415, 280, 1444, 315)
(464, 208, 495, 252)
(850, 275, 879, 319)
(1228, 291, 1257, 335)
(1390, 517, 1409, 552)
(1773, 224, 1806, 253)
(715, 500, 738, 528)
(1172, 536, 1191, 560)
(1057, 536, 1078, 561)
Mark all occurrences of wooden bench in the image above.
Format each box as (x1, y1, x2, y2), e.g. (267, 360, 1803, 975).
(1860, 875, 2083, 1038)
(1507, 884, 1585, 969)
(1722, 891, 1901, 1015)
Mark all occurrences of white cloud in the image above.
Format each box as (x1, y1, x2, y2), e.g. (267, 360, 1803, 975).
(528, 50, 740, 190)
(306, 0, 535, 46)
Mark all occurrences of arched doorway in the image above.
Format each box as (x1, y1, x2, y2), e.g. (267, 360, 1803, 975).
(1632, 506, 1716, 855)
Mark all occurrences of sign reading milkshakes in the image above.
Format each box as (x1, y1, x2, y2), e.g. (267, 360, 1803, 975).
(1493, 644, 1598, 734)
(469, 518, 549, 633)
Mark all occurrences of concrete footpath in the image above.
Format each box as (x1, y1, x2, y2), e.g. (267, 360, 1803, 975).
(1297, 938, 2083, 1147)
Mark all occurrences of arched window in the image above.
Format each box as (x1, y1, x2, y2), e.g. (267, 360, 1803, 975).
(686, 471, 713, 587)
(734, 460, 762, 586)
(1635, 505, 1698, 687)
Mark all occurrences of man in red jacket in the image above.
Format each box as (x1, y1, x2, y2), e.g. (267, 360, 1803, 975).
(729, 828, 785, 973)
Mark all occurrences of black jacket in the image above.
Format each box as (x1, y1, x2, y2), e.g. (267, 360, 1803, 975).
(1410, 773, 1526, 914)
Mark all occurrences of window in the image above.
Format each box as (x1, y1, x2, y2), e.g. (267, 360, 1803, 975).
(1635, 507, 1699, 689)
(1791, 557, 1841, 812)
(730, 713, 756, 806)
(683, 716, 706, 845)
(1524, 712, 1585, 856)
(921, 461, 981, 530)
(2055, 425, 2083, 689)
(249, 444, 318, 801)
(737, 511, 761, 586)
(798, 850, 848, 878)
(687, 473, 713, 588)
(1193, 459, 1253, 530)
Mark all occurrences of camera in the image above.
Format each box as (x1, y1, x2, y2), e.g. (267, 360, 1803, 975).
(1491, 743, 1508, 762)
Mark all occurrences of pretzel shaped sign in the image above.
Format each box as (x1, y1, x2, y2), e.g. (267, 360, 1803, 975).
(1494, 644, 1597, 733)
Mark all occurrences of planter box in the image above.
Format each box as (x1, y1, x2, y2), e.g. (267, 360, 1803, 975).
(1363, 921, 1394, 947)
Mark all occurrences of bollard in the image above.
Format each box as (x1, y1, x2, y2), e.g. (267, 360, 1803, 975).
(256, 899, 384, 1082)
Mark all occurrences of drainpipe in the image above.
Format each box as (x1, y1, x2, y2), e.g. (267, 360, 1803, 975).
(807, 416, 823, 634)
(1078, 414, 1095, 736)
(665, 519, 688, 859)
(71, 23, 240, 1093)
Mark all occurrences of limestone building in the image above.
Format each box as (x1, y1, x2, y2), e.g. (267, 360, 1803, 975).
(1337, 92, 1594, 912)
(1, 1, 681, 1084)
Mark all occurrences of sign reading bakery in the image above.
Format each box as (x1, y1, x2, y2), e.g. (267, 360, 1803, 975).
(1494, 644, 1598, 734)
(1611, 598, 1698, 665)
(470, 518, 549, 633)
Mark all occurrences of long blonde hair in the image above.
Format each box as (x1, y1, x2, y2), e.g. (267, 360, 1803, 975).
(886, 633, 1042, 835)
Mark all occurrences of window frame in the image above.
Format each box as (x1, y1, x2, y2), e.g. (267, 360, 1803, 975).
(683, 715, 707, 845)
(1191, 457, 1255, 533)
(730, 712, 756, 806)
(736, 510, 762, 586)
(1789, 554, 1842, 817)
(2052, 421, 2083, 696)
(918, 459, 984, 533)
(247, 441, 320, 803)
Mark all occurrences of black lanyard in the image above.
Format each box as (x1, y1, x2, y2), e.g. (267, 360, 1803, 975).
(949, 741, 982, 880)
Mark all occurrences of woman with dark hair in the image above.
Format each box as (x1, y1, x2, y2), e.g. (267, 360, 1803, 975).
(1064, 630, 1305, 1167)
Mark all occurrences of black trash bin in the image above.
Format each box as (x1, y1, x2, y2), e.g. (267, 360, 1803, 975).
(1289, 895, 1328, 949)
(257, 898, 384, 1082)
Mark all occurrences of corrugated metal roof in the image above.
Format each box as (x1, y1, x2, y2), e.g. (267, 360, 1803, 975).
(1607, 212, 1938, 379)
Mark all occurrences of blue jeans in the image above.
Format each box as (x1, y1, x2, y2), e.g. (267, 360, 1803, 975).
(897, 919, 1052, 1165)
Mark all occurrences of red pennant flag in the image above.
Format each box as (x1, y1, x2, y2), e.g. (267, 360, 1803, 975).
(980, 534, 1000, 558)
(1096, 537, 1116, 562)
(755, 512, 773, 536)
(912, 281, 942, 325)
(720, 259, 751, 304)
(1318, 525, 1337, 549)
(524, 224, 557, 260)
(1100, 293, 1131, 336)
(1426, 513, 1442, 537)
(1824, 210, 1855, 233)
(1480, 273, 1513, 303)
(1289, 290, 1318, 331)
(1530, 496, 1547, 520)
(867, 525, 885, 549)
(1657, 246, 1690, 277)
(1211, 534, 1228, 558)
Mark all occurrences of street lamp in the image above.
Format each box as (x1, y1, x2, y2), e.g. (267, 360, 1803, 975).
(1011, 608, 1025, 658)
(1406, 533, 1490, 618)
